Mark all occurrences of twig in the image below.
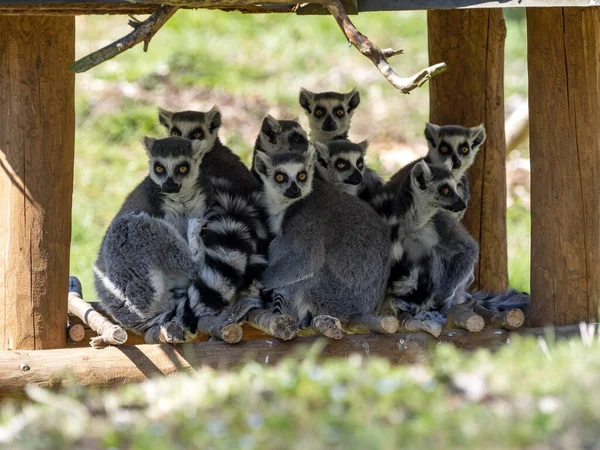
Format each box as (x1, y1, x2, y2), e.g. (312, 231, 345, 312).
(68, 277, 128, 347)
(398, 313, 442, 337)
(323, 0, 446, 93)
(297, 315, 344, 339)
(473, 304, 525, 330)
(246, 309, 297, 341)
(447, 299, 485, 333)
(197, 312, 243, 344)
(345, 315, 399, 335)
(69, 5, 178, 73)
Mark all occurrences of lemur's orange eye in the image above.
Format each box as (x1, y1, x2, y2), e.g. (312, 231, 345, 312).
(335, 109, 344, 117)
(461, 146, 469, 154)
(442, 187, 450, 195)
(193, 132, 202, 139)
(440, 145, 449, 154)
(155, 166, 164, 173)
(314, 109, 324, 117)
(275, 174, 285, 183)
(357, 161, 364, 169)
(337, 162, 346, 169)
(298, 172, 307, 181)
(171, 131, 179, 136)
(179, 166, 188, 173)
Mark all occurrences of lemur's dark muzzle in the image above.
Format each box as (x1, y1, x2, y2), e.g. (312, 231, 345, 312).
(448, 198, 466, 212)
(162, 178, 181, 194)
(322, 115, 337, 131)
(284, 182, 301, 199)
(346, 169, 363, 185)
(451, 155, 462, 170)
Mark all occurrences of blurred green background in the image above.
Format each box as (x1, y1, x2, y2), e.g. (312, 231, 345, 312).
(71, 9, 531, 301)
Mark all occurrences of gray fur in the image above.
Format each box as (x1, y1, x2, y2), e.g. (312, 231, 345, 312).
(299, 88, 360, 144)
(387, 123, 486, 220)
(314, 139, 383, 203)
(469, 289, 530, 315)
(256, 148, 390, 324)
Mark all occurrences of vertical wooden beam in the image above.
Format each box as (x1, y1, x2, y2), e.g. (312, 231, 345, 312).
(0, 17, 75, 349)
(527, 8, 600, 326)
(428, 9, 508, 292)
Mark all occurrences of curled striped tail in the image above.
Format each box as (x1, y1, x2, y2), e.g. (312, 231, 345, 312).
(470, 289, 530, 315)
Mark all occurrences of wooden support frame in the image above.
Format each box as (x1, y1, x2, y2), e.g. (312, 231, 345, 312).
(527, 7, 600, 326)
(0, 16, 75, 350)
(427, 9, 508, 292)
(0, 324, 591, 394)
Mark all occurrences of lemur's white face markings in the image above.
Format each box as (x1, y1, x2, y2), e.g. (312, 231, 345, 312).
(255, 146, 316, 205)
(424, 123, 486, 179)
(299, 88, 360, 143)
(410, 161, 466, 214)
(255, 115, 309, 159)
(158, 106, 222, 154)
(315, 140, 368, 188)
(143, 137, 205, 195)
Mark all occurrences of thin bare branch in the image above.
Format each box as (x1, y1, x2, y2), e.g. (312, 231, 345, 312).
(69, 5, 178, 73)
(324, 0, 446, 93)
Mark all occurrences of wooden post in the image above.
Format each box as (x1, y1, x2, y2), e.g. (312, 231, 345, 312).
(527, 8, 600, 326)
(428, 9, 508, 292)
(0, 17, 75, 349)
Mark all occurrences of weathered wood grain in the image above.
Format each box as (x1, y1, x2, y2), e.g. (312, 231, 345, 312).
(428, 9, 508, 292)
(0, 324, 592, 393)
(527, 7, 600, 326)
(0, 16, 75, 350)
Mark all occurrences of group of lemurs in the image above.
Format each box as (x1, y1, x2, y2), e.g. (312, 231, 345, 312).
(94, 88, 529, 343)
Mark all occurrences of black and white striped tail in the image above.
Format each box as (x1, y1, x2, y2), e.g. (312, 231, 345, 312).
(470, 289, 530, 315)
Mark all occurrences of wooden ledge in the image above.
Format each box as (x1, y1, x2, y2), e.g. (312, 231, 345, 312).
(0, 323, 592, 394)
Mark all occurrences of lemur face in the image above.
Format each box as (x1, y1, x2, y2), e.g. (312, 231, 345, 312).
(315, 139, 368, 186)
(299, 88, 360, 142)
(158, 106, 222, 153)
(410, 161, 466, 213)
(143, 136, 206, 194)
(424, 123, 486, 178)
(255, 115, 309, 158)
(255, 147, 316, 203)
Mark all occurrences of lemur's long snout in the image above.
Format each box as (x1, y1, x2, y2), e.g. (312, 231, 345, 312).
(322, 115, 337, 131)
(162, 178, 181, 194)
(346, 169, 363, 185)
(284, 182, 301, 199)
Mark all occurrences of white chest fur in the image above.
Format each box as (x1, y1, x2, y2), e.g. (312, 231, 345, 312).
(161, 187, 207, 238)
(395, 221, 439, 263)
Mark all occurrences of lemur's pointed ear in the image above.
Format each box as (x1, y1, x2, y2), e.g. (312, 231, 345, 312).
(305, 144, 317, 167)
(206, 105, 221, 133)
(424, 122, 441, 147)
(299, 88, 315, 114)
(346, 88, 361, 113)
(191, 139, 210, 160)
(158, 108, 173, 128)
(261, 115, 281, 143)
(411, 160, 432, 191)
(469, 124, 486, 148)
(313, 141, 329, 159)
(358, 140, 369, 155)
(254, 150, 272, 177)
(142, 136, 156, 157)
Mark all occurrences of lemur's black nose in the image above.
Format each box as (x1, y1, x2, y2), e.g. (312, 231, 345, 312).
(450, 198, 466, 212)
(162, 178, 181, 193)
(346, 169, 363, 185)
(284, 182, 301, 199)
(322, 115, 337, 131)
(452, 155, 462, 170)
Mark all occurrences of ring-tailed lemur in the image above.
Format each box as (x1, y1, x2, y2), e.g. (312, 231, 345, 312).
(158, 106, 270, 300)
(374, 161, 529, 320)
(314, 139, 384, 202)
(373, 161, 478, 321)
(255, 144, 391, 326)
(94, 137, 213, 343)
(252, 114, 309, 177)
(387, 123, 486, 220)
(298, 88, 360, 144)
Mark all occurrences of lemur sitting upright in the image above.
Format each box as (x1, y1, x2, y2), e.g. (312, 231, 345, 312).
(387, 123, 486, 220)
(95, 137, 216, 343)
(314, 139, 384, 203)
(299, 89, 383, 202)
(255, 141, 391, 329)
(159, 106, 270, 294)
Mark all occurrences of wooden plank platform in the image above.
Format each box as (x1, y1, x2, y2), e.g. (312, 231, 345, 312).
(0, 323, 592, 394)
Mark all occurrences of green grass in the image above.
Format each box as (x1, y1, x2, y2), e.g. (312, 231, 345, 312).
(71, 10, 531, 301)
(2, 335, 599, 449)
